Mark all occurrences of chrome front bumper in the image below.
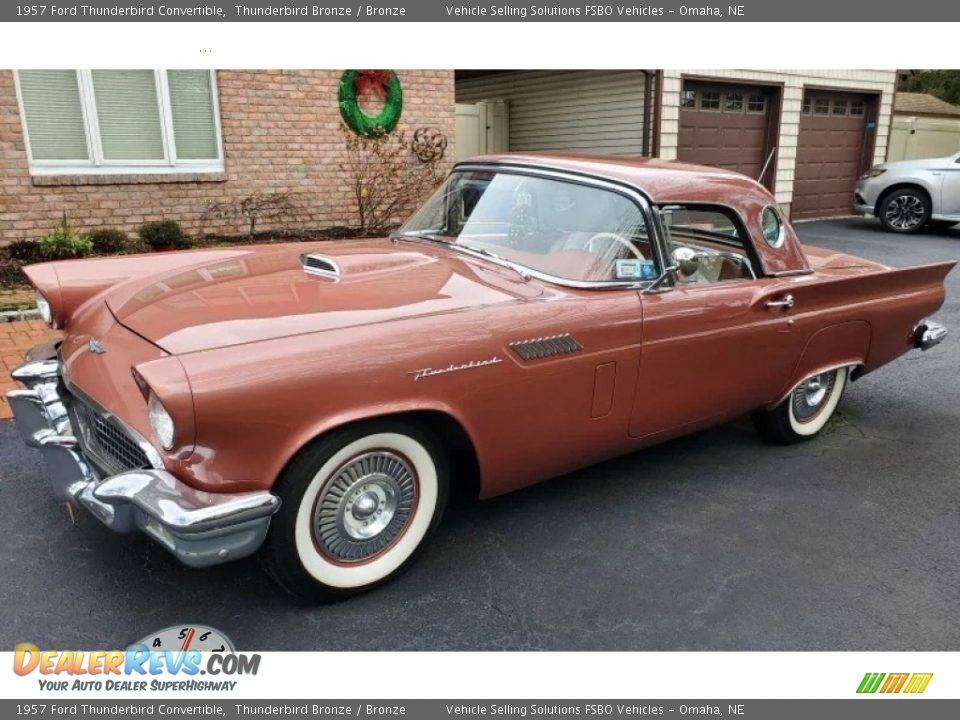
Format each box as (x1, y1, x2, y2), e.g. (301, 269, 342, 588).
(914, 320, 948, 351)
(7, 343, 280, 568)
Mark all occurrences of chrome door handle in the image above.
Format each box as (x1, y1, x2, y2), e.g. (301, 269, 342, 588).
(765, 294, 794, 310)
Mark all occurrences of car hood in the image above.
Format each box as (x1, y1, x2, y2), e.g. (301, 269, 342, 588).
(874, 153, 959, 173)
(106, 239, 540, 355)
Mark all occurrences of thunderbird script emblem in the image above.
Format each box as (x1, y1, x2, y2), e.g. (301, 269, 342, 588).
(88, 339, 106, 354)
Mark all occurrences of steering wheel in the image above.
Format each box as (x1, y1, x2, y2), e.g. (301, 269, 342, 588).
(585, 232, 646, 264)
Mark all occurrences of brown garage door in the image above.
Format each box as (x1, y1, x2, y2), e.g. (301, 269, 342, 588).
(678, 81, 775, 184)
(793, 91, 874, 219)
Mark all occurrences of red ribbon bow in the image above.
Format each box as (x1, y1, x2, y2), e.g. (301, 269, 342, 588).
(354, 70, 392, 100)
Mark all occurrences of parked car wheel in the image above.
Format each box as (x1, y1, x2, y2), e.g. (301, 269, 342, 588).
(753, 367, 849, 445)
(262, 420, 448, 601)
(878, 189, 931, 233)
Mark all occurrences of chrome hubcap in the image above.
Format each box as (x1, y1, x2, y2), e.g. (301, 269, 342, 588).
(313, 451, 417, 562)
(791, 371, 836, 423)
(885, 195, 925, 230)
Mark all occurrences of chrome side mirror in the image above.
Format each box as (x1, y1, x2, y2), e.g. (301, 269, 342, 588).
(672, 247, 700, 276)
(642, 265, 678, 294)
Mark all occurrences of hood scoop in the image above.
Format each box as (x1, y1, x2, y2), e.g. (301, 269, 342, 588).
(301, 253, 340, 279)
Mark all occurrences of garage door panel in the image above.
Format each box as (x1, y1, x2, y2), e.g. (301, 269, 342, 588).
(793, 91, 873, 219)
(677, 81, 773, 181)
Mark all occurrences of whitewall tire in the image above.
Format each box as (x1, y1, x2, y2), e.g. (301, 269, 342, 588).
(263, 420, 448, 601)
(753, 367, 849, 445)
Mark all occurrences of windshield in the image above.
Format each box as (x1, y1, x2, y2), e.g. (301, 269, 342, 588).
(399, 170, 658, 284)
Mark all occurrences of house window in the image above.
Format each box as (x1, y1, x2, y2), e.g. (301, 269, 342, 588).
(724, 92, 744, 113)
(699, 91, 721, 111)
(680, 90, 697, 109)
(831, 99, 848, 115)
(16, 69, 223, 176)
(849, 100, 866, 117)
(814, 98, 831, 115)
(747, 95, 767, 114)
(801, 95, 812, 114)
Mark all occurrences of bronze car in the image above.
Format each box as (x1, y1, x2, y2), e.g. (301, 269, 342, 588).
(8, 153, 954, 600)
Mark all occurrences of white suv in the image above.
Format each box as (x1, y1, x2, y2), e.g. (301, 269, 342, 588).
(855, 152, 960, 233)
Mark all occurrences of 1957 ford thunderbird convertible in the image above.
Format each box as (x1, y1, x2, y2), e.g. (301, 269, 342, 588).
(8, 153, 954, 600)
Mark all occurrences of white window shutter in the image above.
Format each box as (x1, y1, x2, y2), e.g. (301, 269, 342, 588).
(167, 70, 219, 160)
(18, 70, 89, 161)
(91, 70, 165, 161)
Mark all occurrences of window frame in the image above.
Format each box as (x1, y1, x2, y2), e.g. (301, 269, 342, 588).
(658, 202, 764, 285)
(14, 69, 225, 176)
(760, 206, 786, 249)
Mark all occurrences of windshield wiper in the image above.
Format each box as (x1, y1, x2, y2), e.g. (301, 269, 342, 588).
(455, 243, 531, 282)
(394, 232, 530, 282)
(393, 231, 450, 245)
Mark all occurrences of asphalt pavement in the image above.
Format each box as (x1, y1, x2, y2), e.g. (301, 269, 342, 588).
(1, 217, 958, 651)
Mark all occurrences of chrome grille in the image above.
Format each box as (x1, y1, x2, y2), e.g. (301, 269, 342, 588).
(71, 397, 151, 476)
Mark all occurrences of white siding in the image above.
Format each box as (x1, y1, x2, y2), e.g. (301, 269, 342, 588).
(456, 70, 648, 155)
(659, 70, 898, 209)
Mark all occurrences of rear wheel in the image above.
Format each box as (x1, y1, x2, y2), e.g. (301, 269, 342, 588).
(878, 188, 930, 234)
(753, 367, 849, 445)
(262, 420, 448, 601)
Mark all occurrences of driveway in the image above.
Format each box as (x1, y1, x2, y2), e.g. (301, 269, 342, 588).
(1, 217, 958, 651)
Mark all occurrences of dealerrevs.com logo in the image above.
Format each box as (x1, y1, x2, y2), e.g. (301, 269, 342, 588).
(857, 672, 933, 694)
(13, 628, 261, 692)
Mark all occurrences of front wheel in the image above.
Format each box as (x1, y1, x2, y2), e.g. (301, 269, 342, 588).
(262, 420, 448, 601)
(753, 367, 849, 445)
(878, 189, 930, 234)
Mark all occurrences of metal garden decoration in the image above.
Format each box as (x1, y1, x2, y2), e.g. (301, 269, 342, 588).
(338, 70, 403, 137)
(411, 127, 448, 163)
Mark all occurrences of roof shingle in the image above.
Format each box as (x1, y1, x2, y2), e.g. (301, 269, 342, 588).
(895, 92, 960, 117)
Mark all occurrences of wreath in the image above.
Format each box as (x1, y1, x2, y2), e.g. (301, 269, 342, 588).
(338, 70, 403, 137)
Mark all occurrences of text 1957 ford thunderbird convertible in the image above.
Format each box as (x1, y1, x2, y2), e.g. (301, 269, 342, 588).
(8, 153, 954, 600)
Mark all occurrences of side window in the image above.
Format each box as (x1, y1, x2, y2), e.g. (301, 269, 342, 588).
(660, 205, 757, 285)
(761, 207, 785, 248)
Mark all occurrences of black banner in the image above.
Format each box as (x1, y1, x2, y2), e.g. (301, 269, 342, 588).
(3, 1, 960, 22)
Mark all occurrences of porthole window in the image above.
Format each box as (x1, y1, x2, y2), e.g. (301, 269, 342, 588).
(761, 207, 785, 248)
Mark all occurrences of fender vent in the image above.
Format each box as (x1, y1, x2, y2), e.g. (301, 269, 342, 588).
(300, 253, 340, 279)
(510, 333, 583, 361)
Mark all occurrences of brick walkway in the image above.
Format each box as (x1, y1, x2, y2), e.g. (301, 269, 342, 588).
(0, 321, 62, 420)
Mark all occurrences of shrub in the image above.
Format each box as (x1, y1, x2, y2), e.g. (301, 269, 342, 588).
(5, 239, 43, 264)
(0, 261, 26, 289)
(39, 218, 93, 260)
(339, 126, 444, 234)
(203, 192, 301, 238)
(87, 228, 129, 255)
(139, 220, 193, 249)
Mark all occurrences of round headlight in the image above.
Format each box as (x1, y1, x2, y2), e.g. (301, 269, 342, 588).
(148, 392, 175, 450)
(35, 292, 52, 326)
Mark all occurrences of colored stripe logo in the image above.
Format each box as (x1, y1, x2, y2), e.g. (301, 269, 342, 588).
(857, 672, 933, 694)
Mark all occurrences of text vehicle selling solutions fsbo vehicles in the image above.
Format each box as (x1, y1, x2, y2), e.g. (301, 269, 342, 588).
(8, 153, 953, 599)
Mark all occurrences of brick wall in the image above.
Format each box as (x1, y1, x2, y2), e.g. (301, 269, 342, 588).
(0, 70, 456, 245)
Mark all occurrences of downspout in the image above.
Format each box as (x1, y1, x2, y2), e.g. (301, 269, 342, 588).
(642, 70, 653, 156)
(652, 70, 664, 157)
